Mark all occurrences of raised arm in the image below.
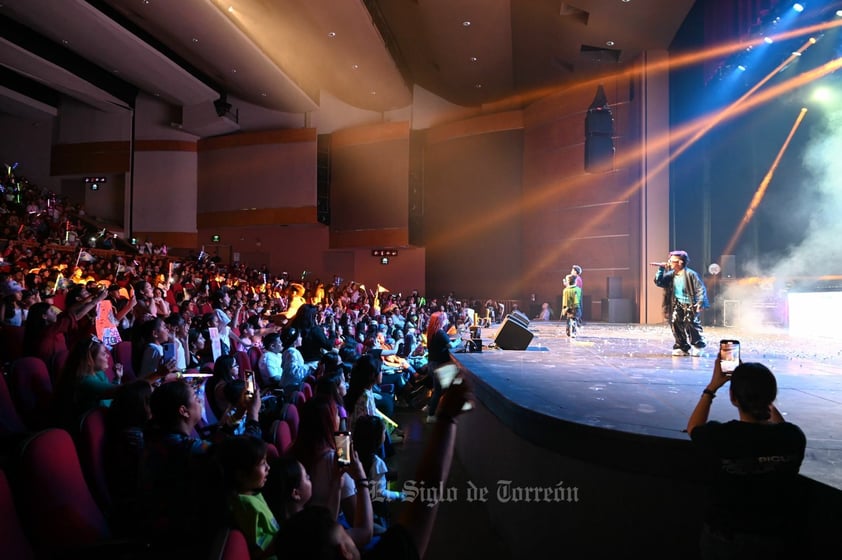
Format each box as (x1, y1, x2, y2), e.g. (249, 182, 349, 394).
(398, 369, 473, 558)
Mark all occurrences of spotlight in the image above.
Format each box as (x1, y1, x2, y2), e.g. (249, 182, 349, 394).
(764, 36, 774, 44)
(836, 10, 842, 17)
(737, 65, 747, 71)
(793, 3, 804, 13)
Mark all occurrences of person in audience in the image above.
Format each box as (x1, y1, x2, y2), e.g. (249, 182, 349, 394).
(353, 414, 404, 535)
(423, 311, 460, 423)
(263, 455, 313, 522)
(186, 327, 206, 370)
(686, 359, 807, 559)
(345, 354, 382, 431)
(152, 285, 171, 317)
(215, 435, 279, 559)
(52, 336, 123, 428)
(276, 367, 474, 559)
(139, 378, 262, 551)
(280, 326, 308, 392)
(209, 354, 241, 420)
(315, 371, 349, 421)
(1, 282, 26, 325)
(132, 280, 160, 324)
(290, 396, 373, 548)
(292, 303, 333, 365)
(165, 312, 189, 371)
(533, 301, 554, 321)
(236, 320, 256, 352)
(132, 317, 178, 379)
(104, 379, 152, 535)
(258, 331, 283, 389)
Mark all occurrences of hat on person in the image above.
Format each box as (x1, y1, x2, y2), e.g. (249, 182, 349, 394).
(571, 265, 582, 275)
(1, 279, 23, 297)
(215, 308, 231, 327)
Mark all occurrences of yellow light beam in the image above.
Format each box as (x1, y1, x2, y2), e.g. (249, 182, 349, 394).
(721, 107, 808, 258)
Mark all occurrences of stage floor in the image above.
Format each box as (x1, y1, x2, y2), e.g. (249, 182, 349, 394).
(451, 321, 842, 490)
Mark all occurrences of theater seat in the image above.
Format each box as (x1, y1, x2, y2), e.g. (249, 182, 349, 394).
(7, 357, 53, 430)
(0, 371, 26, 438)
(208, 527, 250, 560)
(78, 407, 112, 512)
(0, 469, 35, 559)
(271, 419, 293, 457)
(17, 428, 111, 555)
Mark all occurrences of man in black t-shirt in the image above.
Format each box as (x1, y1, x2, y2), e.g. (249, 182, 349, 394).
(687, 360, 806, 559)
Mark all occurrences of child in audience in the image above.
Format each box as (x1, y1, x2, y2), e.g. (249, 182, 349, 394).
(216, 435, 280, 559)
(262, 455, 313, 522)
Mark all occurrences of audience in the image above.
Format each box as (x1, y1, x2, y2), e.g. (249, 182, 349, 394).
(0, 167, 499, 559)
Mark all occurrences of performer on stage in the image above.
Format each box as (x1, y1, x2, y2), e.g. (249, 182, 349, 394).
(652, 250, 708, 356)
(570, 265, 583, 289)
(561, 275, 582, 337)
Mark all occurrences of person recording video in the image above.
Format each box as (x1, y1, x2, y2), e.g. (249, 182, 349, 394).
(686, 356, 806, 559)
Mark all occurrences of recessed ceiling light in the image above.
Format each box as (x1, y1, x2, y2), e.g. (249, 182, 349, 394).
(232, 68, 237, 73)
(227, 6, 234, 13)
(143, 0, 150, 4)
(352, 64, 359, 70)
(370, 90, 377, 95)
(260, 92, 267, 97)
(62, 39, 69, 45)
(475, 83, 483, 88)
(462, 21, 471, 27)
(469, 56, 478, 63)
(153, 92, 160, 97)
(328, 31, 336, 38)
(192, 38, 199, 43)
(606, 40, 615, 46)
(621, 0, 631, 3)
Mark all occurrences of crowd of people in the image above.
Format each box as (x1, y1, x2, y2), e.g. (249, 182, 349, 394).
(0, 167, 493, 558)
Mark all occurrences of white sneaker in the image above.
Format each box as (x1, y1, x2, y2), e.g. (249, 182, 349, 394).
(672, 348, 689, 356)
(689, 346, 703, 357)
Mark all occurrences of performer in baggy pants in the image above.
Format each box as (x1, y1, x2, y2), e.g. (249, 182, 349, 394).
(652, 250, 708, 356)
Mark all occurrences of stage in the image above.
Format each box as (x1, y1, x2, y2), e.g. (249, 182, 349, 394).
(451, 321, 842, 491)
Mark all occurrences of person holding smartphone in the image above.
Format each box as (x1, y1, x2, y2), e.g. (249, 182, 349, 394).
(652, 250, 708, 356)
(686, 355, 807, 559)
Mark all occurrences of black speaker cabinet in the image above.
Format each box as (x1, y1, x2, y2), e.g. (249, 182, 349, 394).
(508, 311, 530, 328)
(494, 315, 534, 350)
(606, 276, 623, 299)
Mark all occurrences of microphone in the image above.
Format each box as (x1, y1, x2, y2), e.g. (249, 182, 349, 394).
(649, 262, 667, 267)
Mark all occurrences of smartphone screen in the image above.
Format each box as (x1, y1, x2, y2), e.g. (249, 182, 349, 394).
(244, 370, 255, 399)
(720, 340, 740, 373)
(162, 342, 176, 363)
(334, 432, 351, 465)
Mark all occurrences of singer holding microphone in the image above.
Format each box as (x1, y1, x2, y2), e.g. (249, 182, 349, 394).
(651, 250, 708, 356)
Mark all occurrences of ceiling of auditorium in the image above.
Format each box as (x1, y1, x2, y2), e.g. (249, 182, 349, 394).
(0, 0, 695, 126)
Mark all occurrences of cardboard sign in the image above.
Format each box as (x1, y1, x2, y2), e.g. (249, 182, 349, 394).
(208, 326, 222, 362)
(95, 300, 122, 349)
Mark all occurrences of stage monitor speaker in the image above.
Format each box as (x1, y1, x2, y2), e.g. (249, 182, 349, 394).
(508, 310, 530, 328)
(494, 316, 533, 350)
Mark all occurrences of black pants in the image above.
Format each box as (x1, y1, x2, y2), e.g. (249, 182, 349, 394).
(670, 300, 705, 351)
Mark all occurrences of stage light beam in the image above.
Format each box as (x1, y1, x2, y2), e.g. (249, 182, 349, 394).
(721, 108, 808, 258)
